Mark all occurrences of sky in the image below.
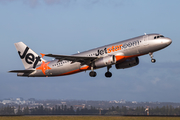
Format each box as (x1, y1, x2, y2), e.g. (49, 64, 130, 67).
(0, 0, 180, 102)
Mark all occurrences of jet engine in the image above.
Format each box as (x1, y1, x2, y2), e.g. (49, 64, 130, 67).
(115, 57, 139, 69)
(94, 55, 116, 68)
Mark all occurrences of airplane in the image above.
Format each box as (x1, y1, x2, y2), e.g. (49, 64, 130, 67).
(9, 33, 172, 78)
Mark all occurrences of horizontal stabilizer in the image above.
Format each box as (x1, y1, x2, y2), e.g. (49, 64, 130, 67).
(9, 70, 35, 73)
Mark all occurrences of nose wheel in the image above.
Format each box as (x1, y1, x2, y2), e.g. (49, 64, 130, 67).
(149, 52, 156, 63)
(151, 59, 156, 63)
(105, 65, 112, 78)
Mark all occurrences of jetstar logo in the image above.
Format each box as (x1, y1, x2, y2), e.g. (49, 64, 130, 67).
(18, 47, 41, 68)
(121, 40, 140, 49)
(95, 40, 140, 56)
(107, 44, 123, 53)
(36, 61, 51, 75)
(95, 48, 107, 56)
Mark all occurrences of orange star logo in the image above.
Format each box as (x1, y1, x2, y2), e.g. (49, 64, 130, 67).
(36, 61, 51, 75)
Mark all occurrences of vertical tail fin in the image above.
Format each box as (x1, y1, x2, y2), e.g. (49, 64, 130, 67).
(14, 42, 45, 69)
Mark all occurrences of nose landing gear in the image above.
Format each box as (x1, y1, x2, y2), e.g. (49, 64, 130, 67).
(149, 52, 156, 63)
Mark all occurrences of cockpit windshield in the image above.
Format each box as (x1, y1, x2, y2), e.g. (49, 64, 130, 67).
(154, 35, 164, 39)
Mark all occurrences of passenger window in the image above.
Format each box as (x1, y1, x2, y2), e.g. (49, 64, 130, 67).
(157, 36, 159, 38)
(154, 36, 156, 39)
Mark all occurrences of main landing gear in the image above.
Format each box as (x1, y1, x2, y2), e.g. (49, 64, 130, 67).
(89, 71, 96, 77)
(105, 65, 112, 78)
(149, 52, 156, 63)
(89, 65, 97, 77)
(89, 64, 112, 78)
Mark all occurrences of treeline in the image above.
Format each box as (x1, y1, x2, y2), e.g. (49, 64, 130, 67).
(1, 105, 180, 115)
(0, 106, 15, 115)
(0, 105, 102, 115)
(107, 106, 180, 115)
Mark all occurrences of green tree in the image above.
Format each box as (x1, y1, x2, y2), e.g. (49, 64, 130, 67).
(23, 106, 29, 115)
(16, 106, 22, 115)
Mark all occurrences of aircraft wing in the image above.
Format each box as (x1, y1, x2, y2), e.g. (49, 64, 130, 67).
(45, 54, 98, 64)
(9, 70, 35, 73)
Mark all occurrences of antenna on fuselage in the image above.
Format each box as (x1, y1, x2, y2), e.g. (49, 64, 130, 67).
(144, 33, 147, 35)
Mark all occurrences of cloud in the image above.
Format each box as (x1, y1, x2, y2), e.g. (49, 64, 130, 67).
(44, 0, 72, 5)
(151, 77, 160, 85)
(0, 0, 15, 4)
(0, 0, 74, 7)
(23, 0, 39, 8)
(23, 0, 72, 8)
(0, 0, 124, 8)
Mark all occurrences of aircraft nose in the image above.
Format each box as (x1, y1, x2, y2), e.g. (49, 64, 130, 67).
(163, 38, 172, 45)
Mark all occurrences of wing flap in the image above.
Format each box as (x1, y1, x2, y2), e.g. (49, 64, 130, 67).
(45, 54, 98, 64)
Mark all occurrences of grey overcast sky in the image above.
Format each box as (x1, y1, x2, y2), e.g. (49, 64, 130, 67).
(0, 0, 180, 102)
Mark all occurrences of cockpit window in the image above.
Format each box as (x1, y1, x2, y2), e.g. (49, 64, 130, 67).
(154, 35, 164, 39)
(160, 35, 164, 37)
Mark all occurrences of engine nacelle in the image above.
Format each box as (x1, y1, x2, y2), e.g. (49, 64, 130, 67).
(115, 57, 139, 69)
(94, 55, 116, 68)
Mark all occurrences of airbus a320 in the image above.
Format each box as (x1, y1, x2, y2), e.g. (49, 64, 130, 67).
(9, 33, 172, 78)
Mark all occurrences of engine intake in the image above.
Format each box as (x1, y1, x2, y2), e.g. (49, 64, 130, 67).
(115, 57, 139, 69)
